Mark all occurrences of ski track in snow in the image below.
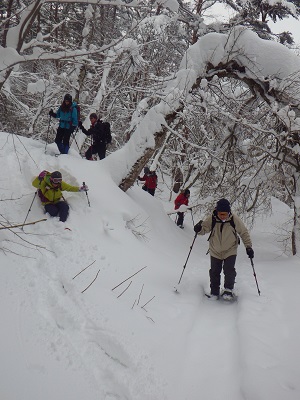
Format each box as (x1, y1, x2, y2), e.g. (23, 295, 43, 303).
(170, 280, 242, 400)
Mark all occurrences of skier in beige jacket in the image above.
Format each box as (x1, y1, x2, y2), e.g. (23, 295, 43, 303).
(194, 198, 254, 300)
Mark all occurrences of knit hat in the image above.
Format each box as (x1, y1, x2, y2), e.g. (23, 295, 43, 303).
(64, 93, 72, 102)
(184, 189, 190, 196)
(216, 198, 231, 213)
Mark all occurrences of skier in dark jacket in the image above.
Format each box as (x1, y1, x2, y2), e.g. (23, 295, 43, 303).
(138, 167, 158, 196)
(49, 93, 78, 154)
(78, 113, 111, 160)
(194, 198, 254, 300)
(174, 189, 190, 228)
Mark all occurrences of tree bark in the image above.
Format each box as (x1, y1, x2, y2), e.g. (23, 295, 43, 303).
(119, 106, 183, 192)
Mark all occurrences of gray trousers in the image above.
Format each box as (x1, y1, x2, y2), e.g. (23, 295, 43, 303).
(209, 255, 237, 295)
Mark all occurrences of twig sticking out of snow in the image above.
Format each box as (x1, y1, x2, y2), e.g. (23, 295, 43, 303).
(72, 260, 96, 280)
(141, 296, 155, 311)
(137, 283, 144, 305)
(81, 269, 101, 293)
(111, 266, 147, 291)
(117, 281, 132, 298)
(0, 218, 47, 230)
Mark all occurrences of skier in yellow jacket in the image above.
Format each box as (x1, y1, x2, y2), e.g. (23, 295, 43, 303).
(32, 171, 88, 222)
(194, 198, 254, 300)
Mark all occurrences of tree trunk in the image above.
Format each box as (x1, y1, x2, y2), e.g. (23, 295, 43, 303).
(292, 172, 300, 255)
(119, 107, 183, 192)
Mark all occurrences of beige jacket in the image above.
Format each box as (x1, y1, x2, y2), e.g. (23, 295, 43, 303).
(198, 212, 252, 260)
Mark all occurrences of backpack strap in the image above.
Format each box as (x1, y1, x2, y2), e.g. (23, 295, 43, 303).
(207, 212, 239, 243)
(207, 211, 217, 241)
(229, 216, 240, 244)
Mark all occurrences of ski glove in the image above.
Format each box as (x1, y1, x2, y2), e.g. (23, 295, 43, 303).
(80, 185, 89, 192)
(78, 121, 83, 129)
(194, 220, 203, 233)
(49, 109, 56, 117)
(246, 247, 254, 259)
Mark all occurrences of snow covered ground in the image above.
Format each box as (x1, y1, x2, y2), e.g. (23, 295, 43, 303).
(1, 132, 300, 400)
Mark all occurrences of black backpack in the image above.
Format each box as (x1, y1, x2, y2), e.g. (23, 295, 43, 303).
(102, 121, 111, 144)
(208, 211, 240, 244)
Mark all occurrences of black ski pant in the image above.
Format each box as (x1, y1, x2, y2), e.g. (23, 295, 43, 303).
(147, 188, 155, 196)
(85, 144, 106, 160)
(209, 255, 237, 295)
(55, 127, 72, 154)
(142, 185, 155, 196)
(176, 212, 184, 226)
(44, 201, 69, 222)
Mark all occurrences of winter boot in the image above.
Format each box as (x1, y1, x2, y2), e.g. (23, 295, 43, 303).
(221, 288, 234, 301)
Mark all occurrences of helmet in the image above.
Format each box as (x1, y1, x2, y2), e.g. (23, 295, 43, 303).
(144, 167, 150, 174)
(64, 93, 72, 102)
(184, 189, 190, 196)
(50, 171, 62, 184)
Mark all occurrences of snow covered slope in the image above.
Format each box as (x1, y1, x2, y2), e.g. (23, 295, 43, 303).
(1, 133, 300, 400)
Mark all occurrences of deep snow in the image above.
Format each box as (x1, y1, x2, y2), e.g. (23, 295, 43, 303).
(1, 133, 300, 400)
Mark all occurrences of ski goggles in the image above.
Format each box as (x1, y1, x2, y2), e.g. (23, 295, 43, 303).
(50, 177, 62, 184)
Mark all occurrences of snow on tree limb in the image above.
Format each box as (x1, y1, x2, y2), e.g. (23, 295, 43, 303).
(104, 26, 300, 191)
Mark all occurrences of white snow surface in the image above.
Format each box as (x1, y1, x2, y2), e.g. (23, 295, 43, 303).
(1, 133, 300, 400)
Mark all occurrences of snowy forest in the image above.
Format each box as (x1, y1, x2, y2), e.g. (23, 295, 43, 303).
(1, 0, 300, 254)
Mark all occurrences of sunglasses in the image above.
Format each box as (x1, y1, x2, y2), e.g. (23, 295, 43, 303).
(51, 178, 62, 184)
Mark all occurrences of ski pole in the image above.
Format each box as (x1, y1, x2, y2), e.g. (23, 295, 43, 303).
(250, 258, 261, 296)
(176, 233, 198, 287)
(72, 127, 81, 153)
(190, 208, 195, 227)
(44, 115, 51, 153)
(21, 191, 38, 230)
(83, 181, 90, 207)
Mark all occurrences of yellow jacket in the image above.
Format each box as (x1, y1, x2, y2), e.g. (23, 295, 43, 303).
(32, 175, 79, 205)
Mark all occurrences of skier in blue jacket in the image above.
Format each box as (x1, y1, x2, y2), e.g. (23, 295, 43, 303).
(49, 94, 78, 154)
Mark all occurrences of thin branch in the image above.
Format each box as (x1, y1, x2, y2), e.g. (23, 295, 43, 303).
(81, 269, 101, 293)
(0, 218, 47, 230)
(111, 266, 147, 291)
(73, 260, 96, 280)
(145, 316, 155, 323)
(117, 281, 132, 298)
(141, 295, 155, 310)
(131, 299, 137, 309)
(137, 283, 144, 305)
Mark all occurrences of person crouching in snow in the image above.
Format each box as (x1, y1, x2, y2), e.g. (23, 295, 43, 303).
(32, 171, 88, 222)
(174, 189, 190, 228)
(193, 198, 254, 300)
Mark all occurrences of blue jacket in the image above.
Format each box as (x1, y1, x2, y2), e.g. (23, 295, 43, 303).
(55, 102, 78, 129)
